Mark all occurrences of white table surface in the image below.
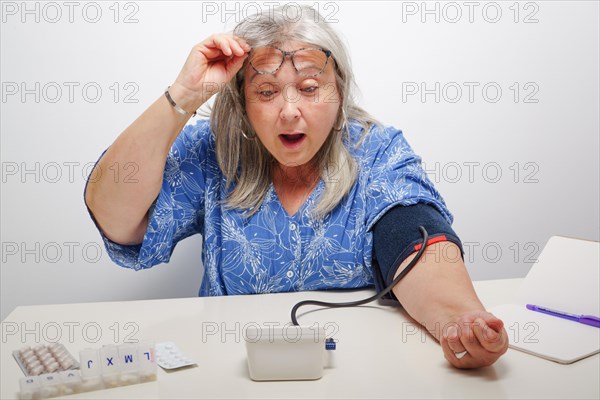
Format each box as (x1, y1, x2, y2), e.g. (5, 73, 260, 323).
(1, 278, 599, 399)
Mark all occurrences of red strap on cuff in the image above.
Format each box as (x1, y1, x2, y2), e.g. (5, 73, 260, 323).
(413, 235, 448, 251)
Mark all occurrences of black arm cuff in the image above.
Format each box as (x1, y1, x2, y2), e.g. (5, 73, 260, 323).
(371, 203, 464, 302)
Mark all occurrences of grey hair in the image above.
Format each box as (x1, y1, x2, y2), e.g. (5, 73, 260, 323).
(210, 4, 380, 219)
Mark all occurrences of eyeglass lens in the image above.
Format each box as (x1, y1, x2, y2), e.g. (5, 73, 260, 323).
(249, 47, 329, 76)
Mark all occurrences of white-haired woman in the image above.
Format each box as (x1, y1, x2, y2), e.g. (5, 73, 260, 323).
(85, 5, 507, 368)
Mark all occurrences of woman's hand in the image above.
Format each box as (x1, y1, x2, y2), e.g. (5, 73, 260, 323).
(440, 310, 508, 368)
(171, 33, 251, 108)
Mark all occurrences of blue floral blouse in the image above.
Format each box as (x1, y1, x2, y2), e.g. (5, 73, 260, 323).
(87, 119, 453, 296)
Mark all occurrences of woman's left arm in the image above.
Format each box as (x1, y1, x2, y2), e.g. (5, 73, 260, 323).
(391, 241, 509, 368)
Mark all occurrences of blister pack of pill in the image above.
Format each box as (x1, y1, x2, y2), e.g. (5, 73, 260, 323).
(13, 343, 79, 377)
(155, 342, 196, 370)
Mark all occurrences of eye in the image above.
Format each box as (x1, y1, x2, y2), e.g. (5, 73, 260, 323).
(300, 79, 319, 94)
(301, 86, 318, 94)
(259, 90, 274, 97)
(256, 84, 277, 98)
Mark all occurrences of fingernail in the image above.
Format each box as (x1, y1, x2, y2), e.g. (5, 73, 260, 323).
(454, 351, 467, 359)
(485, 326, 498, 340)
(447, 326, 458, 340)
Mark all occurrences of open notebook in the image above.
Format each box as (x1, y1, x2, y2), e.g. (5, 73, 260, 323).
(490, 236, 600, 364)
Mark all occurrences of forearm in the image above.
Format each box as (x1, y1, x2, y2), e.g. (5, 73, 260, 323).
(85, 84, 207, 245)
(391, 241, 484, 340)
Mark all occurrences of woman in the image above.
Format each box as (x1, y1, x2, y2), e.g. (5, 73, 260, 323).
(84, 5, 508, 368)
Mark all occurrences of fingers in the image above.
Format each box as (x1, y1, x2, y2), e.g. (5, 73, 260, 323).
(223, 51, 250, 75)
(441, 325, 470, 367)
(198, 35, 251, 81)
(173, 33, 251, 103)
(204, 34, 250, 58)
(476, 311, 504, 330)
(461, 311, 507, 352)
(444, 325, 467, 354)
(472, 318, 508, 353)
(441, 317, 508, 369)
(441, 338, 473, 368)
(232, 35, 252, 54)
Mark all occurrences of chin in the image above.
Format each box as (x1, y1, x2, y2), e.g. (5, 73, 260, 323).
(277, 159, 308, 168)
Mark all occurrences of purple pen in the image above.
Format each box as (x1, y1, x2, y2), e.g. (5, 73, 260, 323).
(526, 304, 600, 328)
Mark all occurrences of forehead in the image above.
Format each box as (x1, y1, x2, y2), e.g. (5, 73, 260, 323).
(274, 40, 315, 51)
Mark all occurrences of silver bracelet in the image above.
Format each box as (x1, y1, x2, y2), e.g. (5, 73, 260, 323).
(164, 86, 196, 117)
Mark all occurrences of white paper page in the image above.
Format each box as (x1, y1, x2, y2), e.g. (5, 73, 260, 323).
(516, 236, 600, 316)
(492, 303, 600, 364)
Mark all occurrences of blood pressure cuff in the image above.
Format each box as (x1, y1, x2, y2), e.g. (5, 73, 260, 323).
(371, 203, 464, 302)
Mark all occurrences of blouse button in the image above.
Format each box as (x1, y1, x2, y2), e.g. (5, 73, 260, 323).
(290, 223, 297, 231)
(286, 271, 294, 278)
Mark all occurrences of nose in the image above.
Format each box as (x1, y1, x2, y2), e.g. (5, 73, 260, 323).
(280, 85, 301, 121)
(274, 61, 302, 122)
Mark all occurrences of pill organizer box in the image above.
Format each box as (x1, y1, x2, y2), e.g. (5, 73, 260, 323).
(17, 342, 157, 400)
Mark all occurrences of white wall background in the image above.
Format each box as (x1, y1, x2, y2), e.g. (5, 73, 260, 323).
(1, 1, 598, 320)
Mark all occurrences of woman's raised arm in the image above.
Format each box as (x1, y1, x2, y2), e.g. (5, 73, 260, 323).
(84, 34, 250, 245)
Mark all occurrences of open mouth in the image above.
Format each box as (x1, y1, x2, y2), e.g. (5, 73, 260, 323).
(279, 133, 306, 148)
